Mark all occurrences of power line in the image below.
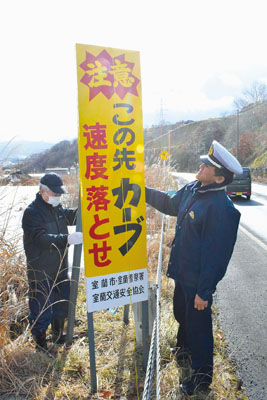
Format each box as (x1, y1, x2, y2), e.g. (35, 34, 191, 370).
(145, 101, 267, 146)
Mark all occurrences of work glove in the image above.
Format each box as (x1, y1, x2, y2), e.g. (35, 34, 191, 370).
(68, 232, 83, 245)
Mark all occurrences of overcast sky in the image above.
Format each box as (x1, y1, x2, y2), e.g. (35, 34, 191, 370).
(1, 0, 267, 143)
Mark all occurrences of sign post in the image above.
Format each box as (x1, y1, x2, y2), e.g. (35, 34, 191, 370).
(76, 44, 149, 391)
(160, 150, 170, 190)
(87, 312, 97, 393)
(66, 197, 83, 345)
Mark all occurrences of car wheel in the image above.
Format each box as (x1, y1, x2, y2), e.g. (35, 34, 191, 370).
(246, 195, 251, 200)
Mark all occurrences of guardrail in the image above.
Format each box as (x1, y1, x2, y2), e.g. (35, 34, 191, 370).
(251, 167, 267, 178)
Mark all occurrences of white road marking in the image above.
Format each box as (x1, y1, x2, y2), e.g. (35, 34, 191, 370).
(239, 224, 267, 252)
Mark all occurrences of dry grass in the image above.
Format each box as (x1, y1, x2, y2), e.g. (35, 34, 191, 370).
(0, 172, 40, 187)
(0, 240, 29, 347)
(0, 165, 249, 399)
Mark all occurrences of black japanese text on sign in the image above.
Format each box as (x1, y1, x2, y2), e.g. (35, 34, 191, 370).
(76, 44, 148, 311)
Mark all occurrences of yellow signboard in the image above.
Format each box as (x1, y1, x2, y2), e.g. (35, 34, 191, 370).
(76, 44, 148, 311)
(160, 150, 170, 160)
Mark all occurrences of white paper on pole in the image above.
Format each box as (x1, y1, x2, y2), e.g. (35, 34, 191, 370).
(86, 268, 148, 312)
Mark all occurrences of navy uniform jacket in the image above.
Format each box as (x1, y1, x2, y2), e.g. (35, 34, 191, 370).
(22, 193, 77, 282)
(145, 181, 240, 300)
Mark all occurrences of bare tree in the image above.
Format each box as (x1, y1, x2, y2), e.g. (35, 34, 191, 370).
(234, 81, 267, 110)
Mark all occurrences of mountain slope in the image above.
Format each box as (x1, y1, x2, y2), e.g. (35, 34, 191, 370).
(144, 102, 267, 171)
(17, 139, 78, 173)
(0, 140, 55, 162)
(14, 102, 267, 174)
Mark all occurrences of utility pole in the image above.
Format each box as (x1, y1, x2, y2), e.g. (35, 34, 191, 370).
(159, 98, 167, 126)
(168, 130, 172, 154)
(236, 109, 240, 161)
(159, 98, 168, 148)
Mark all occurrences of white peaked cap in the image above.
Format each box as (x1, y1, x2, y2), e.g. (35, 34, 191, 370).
(200, 140, 243, 174)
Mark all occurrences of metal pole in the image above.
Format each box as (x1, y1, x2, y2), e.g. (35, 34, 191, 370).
(236, 109, 240, 161)
(123, 304, 129, 325)
(67, 194, 97, 393)
(87, 312, 97, 393)
(66, 196, 83, 345)
(142, 300, 149, 368)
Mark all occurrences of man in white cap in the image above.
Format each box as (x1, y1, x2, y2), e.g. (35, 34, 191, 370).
(22, 173, 83, 351)
(145, 141, 242, 395)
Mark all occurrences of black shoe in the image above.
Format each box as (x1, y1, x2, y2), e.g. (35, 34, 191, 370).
(180, 375, 211, 396)
(54, 333, 67, 344)
(32, 333, 48, 350)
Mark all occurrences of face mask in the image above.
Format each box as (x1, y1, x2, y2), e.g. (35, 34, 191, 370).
(47, 196, 61, 207)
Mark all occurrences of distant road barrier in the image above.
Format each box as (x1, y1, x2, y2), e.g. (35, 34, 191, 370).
(251, 167, 267, 178)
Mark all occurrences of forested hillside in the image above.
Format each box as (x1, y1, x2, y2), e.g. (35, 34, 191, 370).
(17, 139, 79, 173)
(16, 102, 267, 174)
(144, 102, 267, 172)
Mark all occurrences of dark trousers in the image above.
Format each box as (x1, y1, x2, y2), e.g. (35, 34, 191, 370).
(29, 279, 70, 336)
(173, 281, 213, 383)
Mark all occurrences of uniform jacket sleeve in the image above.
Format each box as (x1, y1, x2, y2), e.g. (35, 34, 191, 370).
(197, 203, 241, 300)
(145, 186, 186, 216)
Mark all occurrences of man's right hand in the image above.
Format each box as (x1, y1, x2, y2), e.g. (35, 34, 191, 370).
(68, 232, 83, 245)
(194, 294, 208, 311)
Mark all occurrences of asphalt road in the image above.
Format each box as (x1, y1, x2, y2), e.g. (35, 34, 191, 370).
(233, 183, 267, 245)
(173, 173, 267, 400)
(215, 227, 267, 400)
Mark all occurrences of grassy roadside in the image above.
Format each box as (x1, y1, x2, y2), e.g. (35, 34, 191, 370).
(0, 165, 249, 399)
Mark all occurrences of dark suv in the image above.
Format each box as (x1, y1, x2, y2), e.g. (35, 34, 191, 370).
(226, 167, 251, 200)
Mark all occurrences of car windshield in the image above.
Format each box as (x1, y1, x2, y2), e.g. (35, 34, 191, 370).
(233, 171, 250, 179)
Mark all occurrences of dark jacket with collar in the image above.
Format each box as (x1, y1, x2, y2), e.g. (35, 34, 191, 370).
(22, 193, 77, 282)
(145, 181, 240, 300)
